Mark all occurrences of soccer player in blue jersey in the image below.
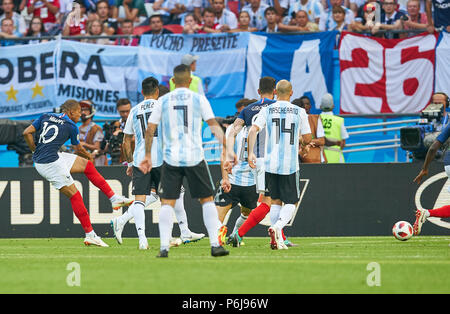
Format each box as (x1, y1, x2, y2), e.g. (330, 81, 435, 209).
(139, 64, 229, 258)
(110, 76, 205, 250)
(22, 99, 132, 247)
(215, 116, 259, 244)
(413, 93, 450, 237)
(247, 80, 312, 249)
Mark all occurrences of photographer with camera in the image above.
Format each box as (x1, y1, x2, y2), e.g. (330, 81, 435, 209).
(79, 100, 107, 166)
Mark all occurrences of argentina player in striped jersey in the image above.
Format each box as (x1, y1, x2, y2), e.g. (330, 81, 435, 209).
(139, 64, 229, 258)
(248, 80, 311, 250)
(215, 113, 260, 245)
(111, 77, 205, 250)
(22, 99, 133, 247)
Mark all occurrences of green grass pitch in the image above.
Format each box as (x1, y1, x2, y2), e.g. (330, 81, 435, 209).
(1, 236, 449, 294)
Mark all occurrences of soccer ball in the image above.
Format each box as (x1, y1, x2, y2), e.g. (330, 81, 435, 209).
(392, 221, 413, 241)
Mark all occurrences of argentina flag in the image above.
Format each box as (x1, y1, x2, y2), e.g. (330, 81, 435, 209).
(55, 40, 140, 117)
(0, 41, 58, 118)
(244, 32, 337, 113)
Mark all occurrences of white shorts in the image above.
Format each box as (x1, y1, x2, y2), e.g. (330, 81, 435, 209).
(446, 165, 450, 193)
(35, 152, 78, 190)
(252, 157, 266, 194)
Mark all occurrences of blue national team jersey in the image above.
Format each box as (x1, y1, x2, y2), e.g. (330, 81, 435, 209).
(238, 98, 275, 158)
(123, 99, 163, 168)
(437, 122, 450, 166)
(32, 113, 80, 164)
(226, 126, 255, 187)
(253, 101, 311, 175)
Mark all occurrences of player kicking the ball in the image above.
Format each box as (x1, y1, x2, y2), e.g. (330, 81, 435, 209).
(139, 64, 228, 258)
(110, 77, 205, 249)
(23, 99, 132, 247)
(247, 80, 311, 249)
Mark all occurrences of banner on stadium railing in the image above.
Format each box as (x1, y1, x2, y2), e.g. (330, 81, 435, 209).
(339, 32, 438, 114)
(435, 31, 450, 97)
(138, 33, 250, 99)
(0, 41, 58, 118)
(54, 40, 140, 117)
(244, 31, 337, 112)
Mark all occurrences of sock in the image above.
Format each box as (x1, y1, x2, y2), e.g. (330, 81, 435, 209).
(117, 209, 133, 226)
(428, 205, 450, 218)
(232, 213, 247, 234)
(202, 201, 220, 247)
(129, 201, 146, 239)
(269, 204, 282, 226)
(85, 230, 96, 238)
(274, 204, 296, 230)
(145, 193, 159, 207)
(238, 202, 270, 237)
(159, 204, 174, 251)
(173, 191, 191, 238)
(70, 191, 93, 233)
(281, 229, 286, 241)
(84, 160, 114, 199)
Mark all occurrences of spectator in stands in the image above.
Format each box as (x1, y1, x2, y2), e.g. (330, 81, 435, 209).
(288, 0, 324, 24)
(78, 100, 108, 166)
(213, 0, 238, 31)
(24, 16, 49, 43)
(0, 16, 17, 45)
(143, 14, 173, 34)
(82, 19, 110, 44)
(115, 19, 138, 45)
(349, 1, 380, 33)
(400, 0, 427, 37)
(229, 10, 258, 32)
(261, 0, 289, 16)
(293, 96, 326, 164)
(279, 9, 319, 31)
(319, 93, 349, 163)
(0, 0, 26, 36)
(425, 0, 450, 33)
(113, 0, 147, 24)
(62, 0, 88, 36)
(319, 0, 354, 31)
(183, 13, 202, 33)
(242, 0, 270, 31)
(371, 0, 405, 38)
(169, 54, 205, 95)
(163, 0, 194, 24)
(349, 0, 366, 16)
(198, 7, 222, 32)
(90, 0, 118, 35)
(116, 98, 132, 130)
(26, 0, 61, 32)
(261, 6, 280, 32)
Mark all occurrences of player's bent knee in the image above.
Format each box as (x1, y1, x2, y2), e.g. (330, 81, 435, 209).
(199, 196, 214, 205)
(60, 184, 79, 198)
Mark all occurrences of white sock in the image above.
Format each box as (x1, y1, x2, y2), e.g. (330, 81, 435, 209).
(145, 193, 159, 207)
(86, 230, 97, 238)
(109, 194, 118, 202)
(274, 204, 296, 230)
(129, 201, 146, 239)
(117, 209, 133, 226)
(232, 213, 247, 234)
(173, 192, 191, 238)
(159, 204, 174, 251)
(202, 201, 220, 247)
(270, 204, 282, 226)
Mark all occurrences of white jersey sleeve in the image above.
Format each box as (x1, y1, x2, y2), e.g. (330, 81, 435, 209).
(148, 100, 162, 125)
(253, 107, 267, 131)
(123, 110, 135, 135)
(200, 95, 215, 121)
(299, 108, 312, 135)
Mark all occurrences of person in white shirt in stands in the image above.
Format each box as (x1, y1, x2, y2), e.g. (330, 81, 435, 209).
(212, 0, 238, 31)
(287, 0, 324, 24)
(0, 0, 26, 36)
(318, 0, 354, 31)
(242, 0, 270, 31)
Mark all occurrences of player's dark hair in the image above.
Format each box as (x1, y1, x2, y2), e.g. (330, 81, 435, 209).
(158, 84, 170, 97)
(235, 98, 257, 110)
(173, 64, 191, 85)
(116, 98, 131, 109)
(61, 99, 80, 113)
(141, 77, 159, 96)
(292, 96, 311, 108)
(259, 76, 276, 95)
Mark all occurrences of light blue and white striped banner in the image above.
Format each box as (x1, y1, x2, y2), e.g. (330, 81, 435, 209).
(244, 32, 337, 113)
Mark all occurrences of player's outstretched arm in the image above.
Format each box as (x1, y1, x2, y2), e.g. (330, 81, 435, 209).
(414, 140, 441, 184)
(247, 125, 260, 169)
(23, 124, 37, 153)
(226, 118, 244, 164)
(73, 143, 93, 161)
(123, 134, 134, 176)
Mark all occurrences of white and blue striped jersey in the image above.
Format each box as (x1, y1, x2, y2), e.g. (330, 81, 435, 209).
(288, 0, 323, 22)
(149, 87, 215, 167)
(254, 101, 311, 175)
(123, 98, 163, 168)
(226, 126, 255, 187)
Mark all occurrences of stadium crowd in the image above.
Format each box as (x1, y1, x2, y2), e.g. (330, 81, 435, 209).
(1, 0, 448, 46)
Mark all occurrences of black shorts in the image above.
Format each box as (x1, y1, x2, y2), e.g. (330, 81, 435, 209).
(159, 161, 214, 200)
(265, 171, 300, 204)
(214, 183, 259, 210)
(132, 166, 161, 195)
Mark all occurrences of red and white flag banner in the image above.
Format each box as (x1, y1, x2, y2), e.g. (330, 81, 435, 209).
(339, 32, 438, 114)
